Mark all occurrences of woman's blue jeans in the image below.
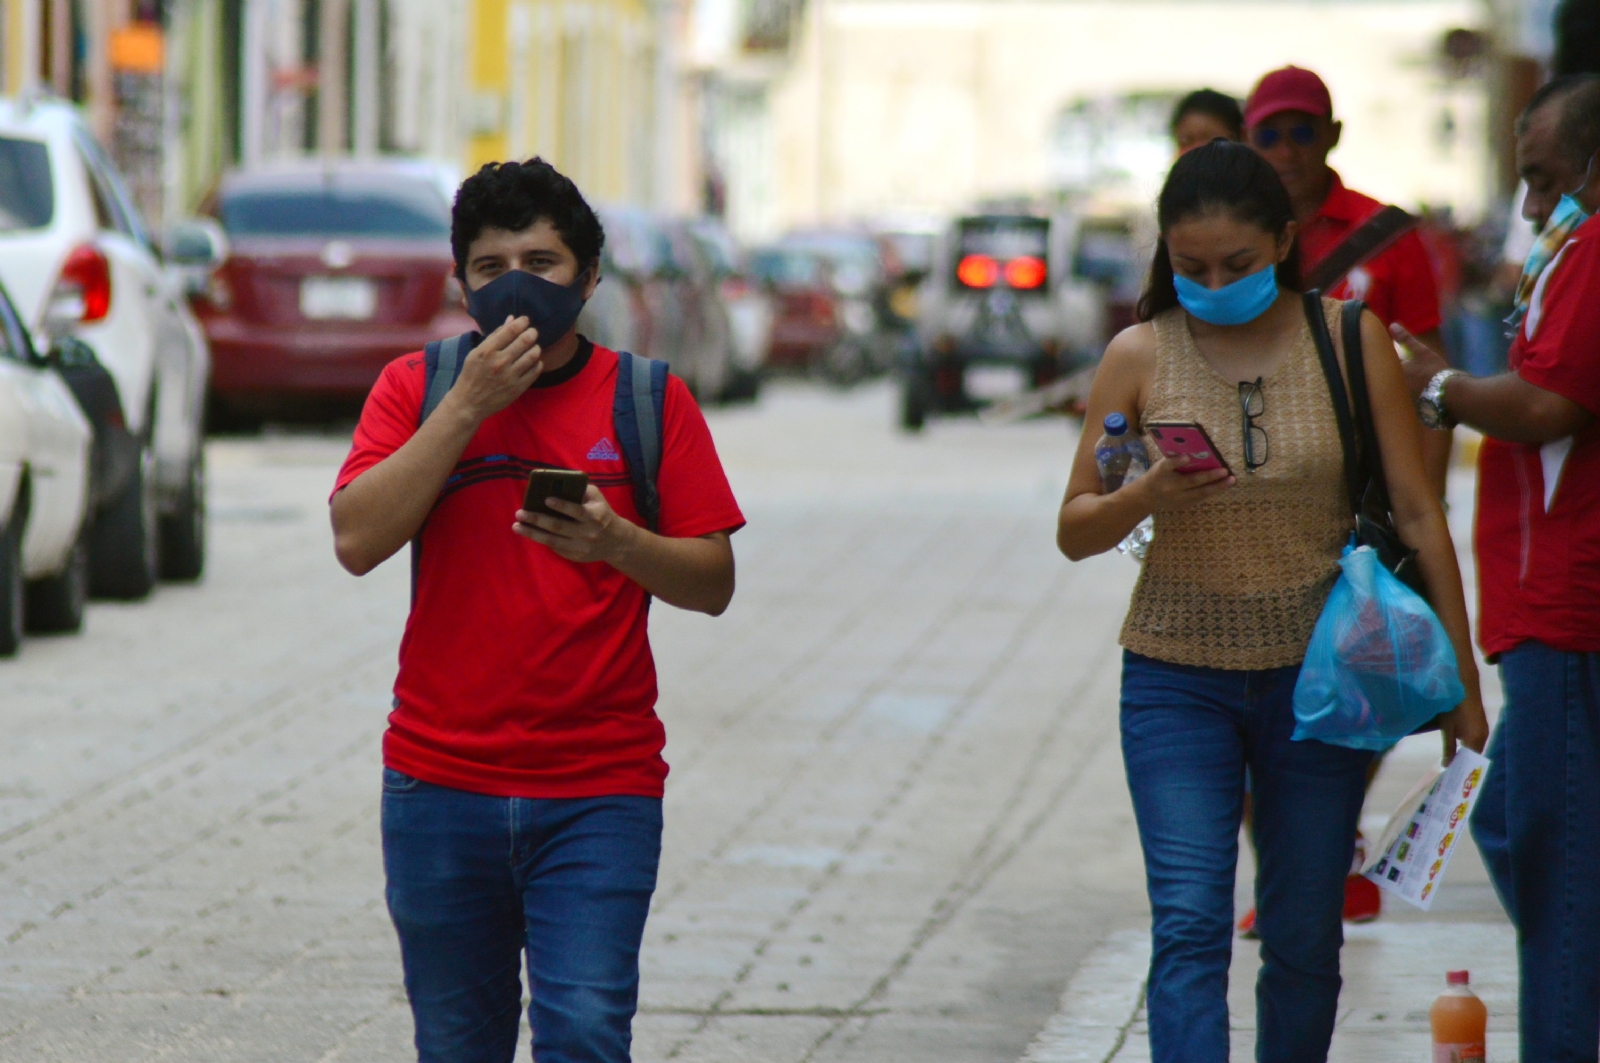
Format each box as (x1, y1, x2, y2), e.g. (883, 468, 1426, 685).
(1470, 641, 1600, 1063)
(1120, 651, 1374, 1063)
(380, 769, 662, 1063)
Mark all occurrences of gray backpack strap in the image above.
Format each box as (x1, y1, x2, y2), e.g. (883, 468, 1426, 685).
(420, 332, 471, 425)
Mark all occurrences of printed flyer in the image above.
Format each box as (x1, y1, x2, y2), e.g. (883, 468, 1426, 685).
(1361, 748, 1490, 911)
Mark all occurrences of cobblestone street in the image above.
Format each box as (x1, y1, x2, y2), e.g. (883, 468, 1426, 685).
(0, 381, 1511, 1062)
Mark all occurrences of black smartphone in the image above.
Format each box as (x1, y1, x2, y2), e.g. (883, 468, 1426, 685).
(522, 468, 589, 520)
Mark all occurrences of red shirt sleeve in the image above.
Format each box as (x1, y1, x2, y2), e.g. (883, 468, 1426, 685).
(332, 353, 426, 498)
(654, 375, 745, 539)
(1365, 229, 1443, 336)
(1516, 228, 1600, 418)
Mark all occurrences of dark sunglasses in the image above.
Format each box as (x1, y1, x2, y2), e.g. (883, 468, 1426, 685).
(1251, 124, 1318, 150)
(1239, 378, 1269, 472)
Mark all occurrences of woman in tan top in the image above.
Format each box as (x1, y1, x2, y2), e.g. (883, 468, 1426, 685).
(1056, 141, 1487, 1062)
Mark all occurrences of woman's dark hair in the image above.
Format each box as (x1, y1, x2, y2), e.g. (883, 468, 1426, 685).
(1170, 89, 1244, 141)
(1136, 139, 1301, 321)
(451, 157, 604, 278)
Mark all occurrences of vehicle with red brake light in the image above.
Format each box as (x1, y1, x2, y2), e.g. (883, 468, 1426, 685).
(188, 160, 475, 425)
(0, 94, 209, 596)
(906, 213, 1104, 430)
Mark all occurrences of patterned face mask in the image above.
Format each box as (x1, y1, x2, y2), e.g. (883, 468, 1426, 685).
(1514, 157, 1596, 315)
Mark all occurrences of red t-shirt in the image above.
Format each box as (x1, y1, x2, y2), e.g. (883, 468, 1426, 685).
(1475, 213, 1600, 658)
(1297, 172, 1443, 336)
(333, 341, 745, 797)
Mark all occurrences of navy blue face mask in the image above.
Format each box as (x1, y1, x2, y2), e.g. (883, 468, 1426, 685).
(465, 268, 590, 343)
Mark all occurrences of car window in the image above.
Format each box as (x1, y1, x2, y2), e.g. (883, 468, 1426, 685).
(218, 185, 450, 238)
(750, 248, 823, 287)
(72, 133, 147, 244)
(0, 137, 54, 231)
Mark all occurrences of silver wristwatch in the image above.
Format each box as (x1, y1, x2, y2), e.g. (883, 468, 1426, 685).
(1417, 368, 1462, 430)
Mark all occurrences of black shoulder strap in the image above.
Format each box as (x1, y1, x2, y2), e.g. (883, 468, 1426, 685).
(613, 350, 668, 531)
(1302, 205, 1418, 293)
(1304, 291, 1364, 517)
(1340, 299, 1395, 515)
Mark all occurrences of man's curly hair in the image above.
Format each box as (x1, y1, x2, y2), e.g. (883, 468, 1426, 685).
(450, 158, 604, 279)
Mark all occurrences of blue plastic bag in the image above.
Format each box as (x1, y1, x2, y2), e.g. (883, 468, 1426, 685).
(1292, 540, 1464, 751)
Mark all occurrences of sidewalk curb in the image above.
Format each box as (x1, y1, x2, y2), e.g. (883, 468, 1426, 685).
(1018, 929, 1150, 1063)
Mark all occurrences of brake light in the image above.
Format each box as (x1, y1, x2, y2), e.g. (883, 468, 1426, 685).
(49, 245, 113, 323)
(1004, 256, 1047, 290)
(957, 254, 999, 288)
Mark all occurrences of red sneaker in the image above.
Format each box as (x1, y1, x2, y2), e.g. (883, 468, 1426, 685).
(1236, 908, 1259, 938)
(1343, 873, 1381, 923)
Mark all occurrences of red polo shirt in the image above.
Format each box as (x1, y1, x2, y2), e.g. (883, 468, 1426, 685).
(1475, 213, 1600, 658)
(1297, 172, 1442, 335)
(333, 342, 745, 798)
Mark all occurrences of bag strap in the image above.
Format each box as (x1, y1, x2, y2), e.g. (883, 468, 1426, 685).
(420, 332, 473, 426)
(613, 350, 668, 532)
(409, 331, 474, 604)
(1303, 291, 1365, 517)
(1339, 299, 1396, 516)
(1302, 205, 1418, 293)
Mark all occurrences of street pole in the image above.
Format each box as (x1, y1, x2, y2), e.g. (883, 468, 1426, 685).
(240, 0, 268, 167)
(351, 0, 379, 155)
(318, 0, 350, 153)
(653, 0, 679, 211)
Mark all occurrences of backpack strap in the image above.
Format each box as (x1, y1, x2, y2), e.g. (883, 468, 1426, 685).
(613, 350, 668, 532)
(1304, 291, 1364, 517)
(420, 332, 473, 426)
(410, 331, 474, 604)
(1302, 205, 1418, 293)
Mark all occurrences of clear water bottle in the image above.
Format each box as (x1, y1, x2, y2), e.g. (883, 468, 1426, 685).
(1094, 413, 1153, 562)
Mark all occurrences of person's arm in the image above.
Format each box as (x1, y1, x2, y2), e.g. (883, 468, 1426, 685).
(1411, 327, 1455, 497)
(1359, 312, 1487, 760)
(1394, 324, 1594, 444)
(516, 493, 735, 615)
(332, 317, 543, 575)
(1056, 326, 1234, 560)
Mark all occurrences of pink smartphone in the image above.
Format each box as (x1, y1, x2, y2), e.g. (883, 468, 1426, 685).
(1146, 422, 1232, 475)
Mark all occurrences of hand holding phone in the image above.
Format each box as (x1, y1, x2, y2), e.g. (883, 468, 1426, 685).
(522, 468, 589, 521)
(1146, 422, 1232, 475)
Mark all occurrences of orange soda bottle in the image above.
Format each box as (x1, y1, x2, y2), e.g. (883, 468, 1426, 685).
(1431, 970, 1487, 1062)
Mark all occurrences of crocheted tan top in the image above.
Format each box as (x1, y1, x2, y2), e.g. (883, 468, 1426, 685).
(1120, 300, 1353, 670)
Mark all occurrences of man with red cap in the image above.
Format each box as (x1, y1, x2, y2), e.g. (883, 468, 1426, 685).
(1240, 65, 1451, 931)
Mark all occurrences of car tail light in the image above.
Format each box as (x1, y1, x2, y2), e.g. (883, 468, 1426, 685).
(957, 254, 998, 289)
(48, 245, 113, 323)
(1004, 256, 1047, 290)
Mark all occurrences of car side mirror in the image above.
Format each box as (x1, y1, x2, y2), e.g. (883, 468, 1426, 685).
(164, 218, 228, 268)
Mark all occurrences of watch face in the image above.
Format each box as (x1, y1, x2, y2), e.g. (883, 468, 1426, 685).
(1416, 395, 1442, 429)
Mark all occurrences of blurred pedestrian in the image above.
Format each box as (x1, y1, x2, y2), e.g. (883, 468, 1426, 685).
(1394, 73, 1600, 1063)
(1171, 89, 1244, 155)
(329, 158, 745, 1062)
(1245, 65, 1453, 496)
(1056, 140, 1485, 1063)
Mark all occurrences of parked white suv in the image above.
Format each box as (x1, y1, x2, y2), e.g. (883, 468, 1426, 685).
(0, 278, 92, 655)
(0, 94, 208, 596)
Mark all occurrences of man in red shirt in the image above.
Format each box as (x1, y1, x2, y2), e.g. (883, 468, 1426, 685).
(1245, 66, 1454, 494)
(1399, 74, 1600, 1063)
(331, 159, 744, 1062)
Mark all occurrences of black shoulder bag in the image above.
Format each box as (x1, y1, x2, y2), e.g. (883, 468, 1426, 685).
(1303, 292, 1428, 600)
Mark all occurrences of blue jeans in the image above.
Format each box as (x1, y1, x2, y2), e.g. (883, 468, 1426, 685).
(380, 769, 662, 1063)
(1120, 651, 1374, 1063)
(1470, 641, 1600, 1063)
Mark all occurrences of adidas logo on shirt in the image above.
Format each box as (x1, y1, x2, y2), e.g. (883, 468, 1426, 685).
(588, 437, 621, 462)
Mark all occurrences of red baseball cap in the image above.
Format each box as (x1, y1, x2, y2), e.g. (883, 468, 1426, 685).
(1245, 66, 1333, 128)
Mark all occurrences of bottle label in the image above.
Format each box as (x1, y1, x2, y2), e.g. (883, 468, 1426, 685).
(1433, 1044, 1485, 1063)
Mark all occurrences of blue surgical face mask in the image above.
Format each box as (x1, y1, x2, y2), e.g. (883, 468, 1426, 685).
(465, 268, 589, 343)
(1173, 263, 1279, 326)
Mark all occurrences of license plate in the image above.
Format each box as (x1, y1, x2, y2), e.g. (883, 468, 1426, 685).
(300, 276, 376, 320)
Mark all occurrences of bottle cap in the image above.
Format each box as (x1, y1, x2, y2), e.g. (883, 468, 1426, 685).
(1446, 970, 1470, 985)
(1103, 412, 1128, 436)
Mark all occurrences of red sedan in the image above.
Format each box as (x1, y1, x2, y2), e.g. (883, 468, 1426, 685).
(192, 161, 475, 423)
